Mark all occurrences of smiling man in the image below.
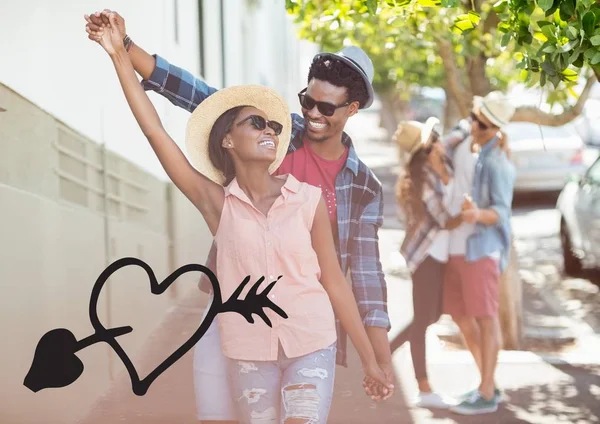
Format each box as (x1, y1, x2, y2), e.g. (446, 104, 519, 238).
(85, 9, 393, 423)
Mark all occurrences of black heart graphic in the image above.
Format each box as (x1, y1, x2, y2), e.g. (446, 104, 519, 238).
(24, 257, 287, 395)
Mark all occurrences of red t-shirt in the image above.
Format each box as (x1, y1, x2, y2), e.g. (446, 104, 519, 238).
(276, 142, 349, 235)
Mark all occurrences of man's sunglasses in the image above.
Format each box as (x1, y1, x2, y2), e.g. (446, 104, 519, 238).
(470, 112, 493, 130)
(236, 115, 283, 135)
(298, 88, 352, 117)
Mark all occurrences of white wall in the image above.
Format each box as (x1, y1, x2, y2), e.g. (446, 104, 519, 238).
(0, 0, 317, 181)
(0, 0, 201, 181)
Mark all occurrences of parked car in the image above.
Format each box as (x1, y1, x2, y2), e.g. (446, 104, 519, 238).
(556, 155, 600, 274)
(504, 122, 588, 193)
(573, 99, 600, 146)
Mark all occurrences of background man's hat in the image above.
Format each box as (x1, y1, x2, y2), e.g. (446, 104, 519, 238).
(313, 46, 375, 109)
(473, 91, 515, 128)
(185, 85, 291, 185)
(394, 117, 440, 162)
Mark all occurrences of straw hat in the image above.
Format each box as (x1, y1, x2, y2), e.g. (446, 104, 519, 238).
(394, 117, 440, 162)
(472, 91, 515, 128)
(185, 85, 292, 185)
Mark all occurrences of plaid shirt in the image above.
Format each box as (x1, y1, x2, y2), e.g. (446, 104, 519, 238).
(400, 162, 454, 273)
(141, 55, 390, 367)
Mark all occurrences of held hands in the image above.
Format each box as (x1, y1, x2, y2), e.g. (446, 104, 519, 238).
(84, 10, 126, 56)
(361, 361, 395, 401)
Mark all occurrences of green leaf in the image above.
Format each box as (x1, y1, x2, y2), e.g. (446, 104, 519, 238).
(538, 0, 554, 12)
(592, 35, 600, 46)
(540, 71, 547, 86)
(468, 11, 481, 24)
(501, 32, 512, 47)
(417, 0, 442, 6)
(285, 0, 297, 11)
(560, 40, 577, 52)
(567, 26, 579, 40)
(545, 1, 559, 17)
(549, 73, 562, 88)
(584, 48, 598, 59)
(441, 0, 460, 7)
(569, 46, 582, 64)
(541, 25, 556, 41)
(542, 44, 557, 53)
(560, 0, 576, 22)
(366, 0, 378, 14)
(537, 20, 553, 28)
(583, 12, 596, 35)
(542, 60, 557, 76)
(493, 0, 507, 12)
(561, 68, 578, 82)
(591, 51, 600, 65)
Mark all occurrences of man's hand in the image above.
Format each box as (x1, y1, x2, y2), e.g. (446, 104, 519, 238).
(362, 362, 395, 401)
(85, 10, 126, 45)
(461, 208, 480, 224)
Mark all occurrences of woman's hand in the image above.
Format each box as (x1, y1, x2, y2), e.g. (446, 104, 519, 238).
(362, 360, 394, 400)
(85, 11, 125, 57)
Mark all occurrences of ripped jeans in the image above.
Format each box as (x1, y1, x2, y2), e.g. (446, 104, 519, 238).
(228, 342, 336, 424)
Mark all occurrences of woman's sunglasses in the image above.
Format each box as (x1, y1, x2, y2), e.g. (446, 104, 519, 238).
(470, 112, 492, 130)
(236, 115, 283, 135)
(297, 88, 352, 117)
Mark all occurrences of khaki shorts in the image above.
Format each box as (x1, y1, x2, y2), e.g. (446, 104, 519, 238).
(443, 255, 500, 317)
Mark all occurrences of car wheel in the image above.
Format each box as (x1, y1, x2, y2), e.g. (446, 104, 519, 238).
(560, 218, 582, 276)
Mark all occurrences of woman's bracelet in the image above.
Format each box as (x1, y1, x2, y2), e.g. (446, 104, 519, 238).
(123, 35, 134, 52)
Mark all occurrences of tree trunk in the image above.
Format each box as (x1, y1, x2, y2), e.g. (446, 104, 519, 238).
(378, 90, 407, 139)
(443, 87, 464, 133)
(467, 54, 491, 97)
(499, 236, 523, 349)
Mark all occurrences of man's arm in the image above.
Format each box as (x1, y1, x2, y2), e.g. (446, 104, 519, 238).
(348, 189, 393, 371)
(463, 160, 515, 226)
(86, 10, 217, 112)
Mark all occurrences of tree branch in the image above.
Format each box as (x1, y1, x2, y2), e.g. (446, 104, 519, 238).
(511, 75, 597, 126)
(437, 38, 471, 118)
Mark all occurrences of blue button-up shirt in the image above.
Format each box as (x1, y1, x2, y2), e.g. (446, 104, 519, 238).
(140, 55, 391, 367)
(467, 137, 516, 272)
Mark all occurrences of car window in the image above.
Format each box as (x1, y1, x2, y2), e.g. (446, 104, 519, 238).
(586, 159, 600, 184)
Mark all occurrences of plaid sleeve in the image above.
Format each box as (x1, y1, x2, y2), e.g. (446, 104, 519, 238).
(349, 189, 391, 330)
(422, 182, 451, 228)
(141, 55, 218, 112)
(198, 242, 218, 294)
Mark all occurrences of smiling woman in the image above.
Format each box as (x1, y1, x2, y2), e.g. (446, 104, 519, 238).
(85, 12, 391, 423)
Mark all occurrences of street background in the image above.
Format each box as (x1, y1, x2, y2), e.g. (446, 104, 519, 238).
(2, 1, 600, 423)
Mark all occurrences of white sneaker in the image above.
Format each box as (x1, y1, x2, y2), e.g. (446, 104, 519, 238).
(413, 392, 451, 409)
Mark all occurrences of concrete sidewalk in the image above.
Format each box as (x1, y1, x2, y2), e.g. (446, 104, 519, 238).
(75, 285, 600, 424)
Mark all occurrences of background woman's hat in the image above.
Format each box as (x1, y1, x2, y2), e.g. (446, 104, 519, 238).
(313, 46, 375, 109)
(394, 117, 440, 162)
(185, 85, 291, 185)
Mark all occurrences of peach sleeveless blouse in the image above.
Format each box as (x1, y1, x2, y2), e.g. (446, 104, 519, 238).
(214, 174, 337, 361)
